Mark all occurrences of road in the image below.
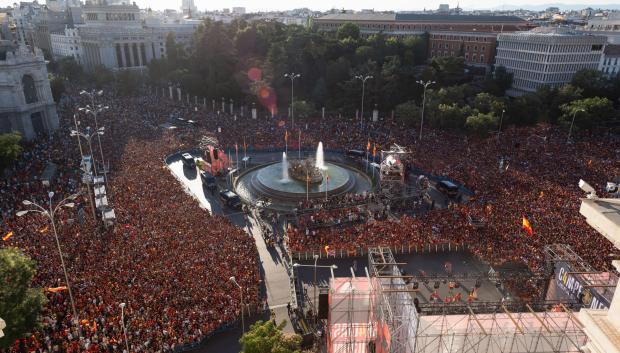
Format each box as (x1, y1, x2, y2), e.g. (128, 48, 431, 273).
(166, 153, 294, 353)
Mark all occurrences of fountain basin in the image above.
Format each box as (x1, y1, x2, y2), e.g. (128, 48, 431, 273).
(234, 160, 373, 207)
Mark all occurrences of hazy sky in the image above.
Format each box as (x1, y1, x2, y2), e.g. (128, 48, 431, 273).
(1, 0, 609, 12)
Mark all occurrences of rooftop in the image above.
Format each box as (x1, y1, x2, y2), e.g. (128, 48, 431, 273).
(317, 13, 528, 23)
(580, 197, 620, 250)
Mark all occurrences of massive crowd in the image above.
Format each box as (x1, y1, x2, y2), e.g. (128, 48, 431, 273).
(2, 88, 260, 352)
(1, 86, 619, 351)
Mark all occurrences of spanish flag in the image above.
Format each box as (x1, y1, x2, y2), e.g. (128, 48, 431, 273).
(324, 245, 330, 255)
(2, 231, 13, 241)
(285, 130, 288, 143)
(39, 225, 49, 233)
(522, 216, 533, 236)
(46, 286, 68, 293)
(372, 144, 377, 158)
(366, 140, 371, 151)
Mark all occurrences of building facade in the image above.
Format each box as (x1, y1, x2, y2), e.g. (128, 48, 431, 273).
(50, 26, 82, 63)
(315, 13, 535, 67)
(581, 12, 620, 44)
(495, 27, 606, 96)
(77, 3, 199, 71)
(599, 44, 620, 77)
(0, 42, 58, 139)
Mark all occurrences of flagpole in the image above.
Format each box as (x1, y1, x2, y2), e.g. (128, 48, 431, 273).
(325, 173, 328, 201)
(285, 130, 288, 156)
(306, 169, 309, 201)
(298, 129, 301, 159)
(236, 144, 239, 170)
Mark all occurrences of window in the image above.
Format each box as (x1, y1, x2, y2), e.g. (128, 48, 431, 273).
(22, 75, 38, 104)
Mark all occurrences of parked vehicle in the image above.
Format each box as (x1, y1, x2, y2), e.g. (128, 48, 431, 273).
(181, 153, 196, 169)
(219, 189, 242, 209)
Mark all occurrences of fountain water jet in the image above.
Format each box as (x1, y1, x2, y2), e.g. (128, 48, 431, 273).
(316, 142, 326, 170)
(281, 152, 290, 182)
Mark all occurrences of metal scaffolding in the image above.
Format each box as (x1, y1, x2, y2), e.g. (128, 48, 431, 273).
(360, 247, 589, 353)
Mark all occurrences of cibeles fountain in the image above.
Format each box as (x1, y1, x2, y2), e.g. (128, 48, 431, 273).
(234, 142, 373, 210)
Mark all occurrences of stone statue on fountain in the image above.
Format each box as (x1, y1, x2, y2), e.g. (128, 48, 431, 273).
(288, 158, 324, 184)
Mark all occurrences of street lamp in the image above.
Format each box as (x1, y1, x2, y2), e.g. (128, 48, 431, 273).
(416, 80, 435, 142)
(284, 73, 301, 128)
(292, 262, 338, 325)
(70, 126, 105, 179)
(229, 276, 245, 333)
(567, 108, 585, 143)
(355, 75, 373, 128)
(119, 303, 130, 353)
(498, 108, 506, 140)
(17, 191, 82, 338)
(78, 103, 109, 189)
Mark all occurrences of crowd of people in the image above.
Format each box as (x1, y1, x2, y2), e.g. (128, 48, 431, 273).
(1, 85, 619, 351)
(2, 88, 261, 352)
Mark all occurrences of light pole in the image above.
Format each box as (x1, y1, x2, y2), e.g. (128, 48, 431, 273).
(568, 108, 585, 143)
(229, 276, 244, 333)
(416, 80, 435, 142)
(78, 103, 109, 190)
(292, 262, 338, 326)
(120, 303, 130, 353)
(17, 192, 82, 338)
(71, 116, 97, 221)
(355, 75, 373, 128)
(71, 126, 105, 180)
(498, 108, 506, 140)
(284, 73, 301, 128)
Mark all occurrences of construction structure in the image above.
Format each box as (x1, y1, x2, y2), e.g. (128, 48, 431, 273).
(327, 247, 589, 353)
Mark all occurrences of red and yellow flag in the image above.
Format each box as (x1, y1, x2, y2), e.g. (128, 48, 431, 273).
(372, 144, 377, 157)
(324, 245, 330, 254)
(39, 225, 49, 233)
(46, 286, 68, 293)
(366, 140, 371, 151)
(2, 231, 13, 241)
(285, 130, 288, 142)
(522, 216, 533, 236)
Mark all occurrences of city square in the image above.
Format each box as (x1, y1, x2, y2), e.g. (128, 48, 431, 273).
(0, 2, 620, 353)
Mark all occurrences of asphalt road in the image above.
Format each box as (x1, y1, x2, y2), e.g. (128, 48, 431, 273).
(166, 154, 294, 353)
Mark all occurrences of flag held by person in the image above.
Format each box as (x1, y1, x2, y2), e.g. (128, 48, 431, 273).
(366, 140, 371, 151)
(522, 216, 533, 236)
(46, 286, 68, 293)
(2, 231, 13, 241)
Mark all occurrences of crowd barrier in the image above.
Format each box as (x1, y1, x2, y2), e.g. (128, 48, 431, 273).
(292, 242, 469, 261)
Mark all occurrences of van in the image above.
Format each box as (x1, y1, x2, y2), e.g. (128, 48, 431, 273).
(437, 180, 459, 198)
(219, 189, 242, 209)
(181, 153, 196, 169)
(200, 171, 217, 192)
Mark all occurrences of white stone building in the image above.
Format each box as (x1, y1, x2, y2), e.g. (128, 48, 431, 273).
(599, 44, 620, 77)
(50, 26, 82, 64)
(581, 12, 620, 44)
(495, 27, 606, 96)
(0, 41, 59, 139)
(76, 3, 199, 71)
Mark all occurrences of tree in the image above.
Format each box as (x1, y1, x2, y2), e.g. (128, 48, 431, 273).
(0, 133, 23, 172)
(292, 100, 316, 119)
(240, 320, 303, 353)
(89, 65, 114, 89)
(507, 94, 542, 126)
(483, 65, 513, 96)
(430, 56, 465, 85)
(473, 92, 505, 116)
(116, 70, 143, 97)
(55, 57, 84, 82)
(465, 112, 497, 135)
(337, 22, 360, 41)
(431, 103, 471, 129)
(571, 69, 608, 98)
(560, 97, 617, 130)
(49, 74, 65, 103)
(394, 100, 421, 125)
(0, 248, 47, 348)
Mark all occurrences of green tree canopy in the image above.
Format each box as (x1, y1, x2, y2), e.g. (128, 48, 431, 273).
(337, 22, 360, 41)
(49, 74, 65, 103)
(0, 133, 23, 172)
(465, 112, 498, 135)
(560, 97, 617, 130)
(0, 248, 47, 348)
(240, 320, 303, 353)
(394, 100, 421, 126)
(571, 69, 608, 98)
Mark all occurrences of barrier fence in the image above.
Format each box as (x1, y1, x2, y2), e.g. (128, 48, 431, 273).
(292, 242, 469, 261)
